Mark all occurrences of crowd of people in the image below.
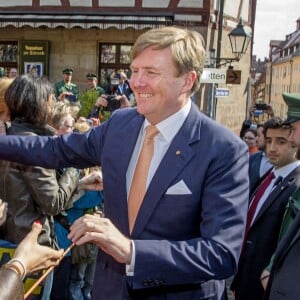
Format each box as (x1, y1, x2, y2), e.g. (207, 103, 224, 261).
(53, 67, 134, 122)
(0, 25, 299, 300)
(232, 112, 300, 299)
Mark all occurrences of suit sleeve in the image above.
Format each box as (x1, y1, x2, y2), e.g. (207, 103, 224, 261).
(0, 124, 107, 170)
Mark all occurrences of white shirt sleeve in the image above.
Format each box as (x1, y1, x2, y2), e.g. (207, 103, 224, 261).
(125, 240, 136, 276)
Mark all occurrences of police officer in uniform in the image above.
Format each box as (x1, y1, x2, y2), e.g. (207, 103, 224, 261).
(86, 73, 105, 96)
(78, 73, 106, 119)
(54, 68, 79, 102)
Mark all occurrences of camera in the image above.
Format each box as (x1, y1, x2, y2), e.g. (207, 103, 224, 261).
(65, 94, 77, 102)
(104, 95, 120, 112)
(255, 103, 268, 110)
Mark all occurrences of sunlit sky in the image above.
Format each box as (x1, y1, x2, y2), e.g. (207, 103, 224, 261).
(253, 0, 300, 60)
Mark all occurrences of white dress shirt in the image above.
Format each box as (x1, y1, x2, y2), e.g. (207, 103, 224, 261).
(125, 100, 192, 275)
(259, 152, 273, 177)
(252, 160, 300, 223)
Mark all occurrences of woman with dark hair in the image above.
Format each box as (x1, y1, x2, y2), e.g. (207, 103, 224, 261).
(242, 128, 259, 154)
(0, 75, 80, 299)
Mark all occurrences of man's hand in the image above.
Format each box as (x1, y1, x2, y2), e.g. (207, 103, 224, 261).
(94, 96, 108, 108)
(260, 269, 270, 290)
(68, 214, 132, 264)
(78, 170, 103, 191)
(0, 199, 8, 226)
(59, 92, 73, 101)
(116, 95, 131, 108)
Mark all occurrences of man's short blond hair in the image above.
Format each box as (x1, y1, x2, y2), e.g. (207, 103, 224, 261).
(131, 26, 205, 94)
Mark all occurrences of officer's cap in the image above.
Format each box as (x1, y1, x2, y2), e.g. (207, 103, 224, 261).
(282, 93, 300, 124)
(62, 68, 73, 75)
(86, 73, 97, 80)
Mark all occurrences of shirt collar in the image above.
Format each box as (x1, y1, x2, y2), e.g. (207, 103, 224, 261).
(144, 100, 191, 143)
(274, 160, 300, 179)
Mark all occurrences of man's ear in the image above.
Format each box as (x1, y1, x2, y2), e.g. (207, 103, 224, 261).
(181, 71, 197, 94)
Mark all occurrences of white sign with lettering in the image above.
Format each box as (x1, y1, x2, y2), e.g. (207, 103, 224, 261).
(201, 68, 227, 84)
(215, 88, 230, 97)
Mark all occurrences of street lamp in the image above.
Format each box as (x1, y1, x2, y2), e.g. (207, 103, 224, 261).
(215, 19, 252, 67)
(208, 18, 252, 119)
(228, 19, 252, 60)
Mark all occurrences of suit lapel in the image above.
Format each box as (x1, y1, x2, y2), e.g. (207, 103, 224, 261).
(251, 152, 262, 179)
(273, 208, 300, 267)
(131, 105, 201, 236)
(107, 113, 144, 236)
(253, 167, 300, 226)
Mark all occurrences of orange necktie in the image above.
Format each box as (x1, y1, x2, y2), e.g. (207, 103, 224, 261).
(128, 125, 159, 233)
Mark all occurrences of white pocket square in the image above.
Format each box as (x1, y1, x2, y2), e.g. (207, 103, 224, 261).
(166, 180, 192, 195)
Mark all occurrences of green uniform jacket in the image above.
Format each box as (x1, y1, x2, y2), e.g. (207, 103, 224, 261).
(54, 80, 79, 100)
(265, 187, 300, 272)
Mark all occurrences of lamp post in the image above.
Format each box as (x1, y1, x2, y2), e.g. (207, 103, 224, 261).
(216, 19, 252, 67)
(209, 18, 252, 119)
(228, 19, 252, 60)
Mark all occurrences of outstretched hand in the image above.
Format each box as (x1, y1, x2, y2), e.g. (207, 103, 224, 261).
(78, 170, 103, 191)
(13, 222, 64, 274)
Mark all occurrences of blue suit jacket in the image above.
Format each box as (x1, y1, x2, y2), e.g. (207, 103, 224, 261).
(0, 103, 249, 299)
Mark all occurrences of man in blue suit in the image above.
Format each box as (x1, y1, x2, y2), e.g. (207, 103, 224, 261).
(0, 26, 249, 299)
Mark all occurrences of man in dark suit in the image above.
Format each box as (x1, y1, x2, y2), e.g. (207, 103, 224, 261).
(0, 27, 249, 300)
(262, 93, 300, 300)
(231, 116, 300, 300)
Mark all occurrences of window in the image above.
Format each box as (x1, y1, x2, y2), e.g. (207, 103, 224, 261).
(0, 41, 18, 76)
(99, 43, 133, 90)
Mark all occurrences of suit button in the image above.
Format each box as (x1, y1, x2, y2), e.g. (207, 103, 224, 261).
(148, 279, 154, 287)
(154, 279, 160, 286)
(142, 280, 149, 287)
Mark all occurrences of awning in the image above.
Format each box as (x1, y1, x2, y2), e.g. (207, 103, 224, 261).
(0, 14, 174, 29)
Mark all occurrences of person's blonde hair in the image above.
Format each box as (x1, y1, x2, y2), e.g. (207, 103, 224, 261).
(131, 26, 205, 94)
(74, 117, 93, 133)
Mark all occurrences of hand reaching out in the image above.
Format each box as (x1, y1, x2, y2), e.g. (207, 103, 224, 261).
(13, 222, 64, 275)
(78, 170, 103, 191)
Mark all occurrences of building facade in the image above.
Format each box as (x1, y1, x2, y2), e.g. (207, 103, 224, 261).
(0, 0, 254, 133)
(265, 17, 300, 118)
